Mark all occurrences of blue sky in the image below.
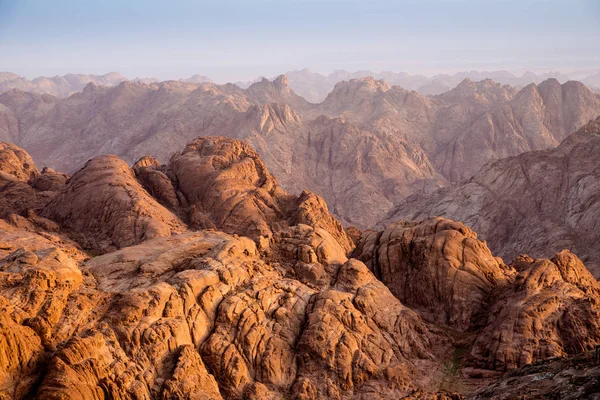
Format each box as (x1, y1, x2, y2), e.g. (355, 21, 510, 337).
(0, 0, 599, 81)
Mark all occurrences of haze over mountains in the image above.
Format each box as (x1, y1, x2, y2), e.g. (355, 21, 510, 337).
(3, 0, 600, 396)
(3, 68, 600, 101)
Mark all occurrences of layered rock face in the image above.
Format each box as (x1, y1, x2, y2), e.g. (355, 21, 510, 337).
(386, 116, 600, 277)
(2, 75, 599, 227)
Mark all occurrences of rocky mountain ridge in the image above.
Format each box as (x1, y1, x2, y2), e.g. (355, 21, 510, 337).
(385, 116, 600, 278)
(2, 75, 599, 228)
(1, 137, 600, 399)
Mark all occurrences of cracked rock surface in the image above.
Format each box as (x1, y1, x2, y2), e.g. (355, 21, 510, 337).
(2, 137, 600, 399)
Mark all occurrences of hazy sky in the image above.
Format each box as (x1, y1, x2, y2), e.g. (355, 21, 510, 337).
(0, 0, 599, 82)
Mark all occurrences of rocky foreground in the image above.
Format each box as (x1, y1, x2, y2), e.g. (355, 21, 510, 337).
(1, 137, 600, 399)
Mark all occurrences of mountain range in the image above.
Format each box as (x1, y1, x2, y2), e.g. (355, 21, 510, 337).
(3, 68, 600, 102)
(1, 74, 599, 229)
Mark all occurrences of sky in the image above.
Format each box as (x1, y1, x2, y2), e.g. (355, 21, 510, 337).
(0, 0, 599, 82)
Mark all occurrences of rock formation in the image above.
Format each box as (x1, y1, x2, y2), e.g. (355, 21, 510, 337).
(2, 135, 600, 398)
(0, 142, 39, 181)
(0, 140, 468, 399)
(350, 215, 600, 396)
(167, 136, 293, 241)
(352, 218, 513, 331)
(42, 155, 187, 252)
(132, 136, 354, 252)
(470, 250, 600, 371)
(0, 142, 62, 221)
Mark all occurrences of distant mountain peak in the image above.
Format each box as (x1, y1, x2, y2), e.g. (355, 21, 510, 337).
(273, 74, 289, 90)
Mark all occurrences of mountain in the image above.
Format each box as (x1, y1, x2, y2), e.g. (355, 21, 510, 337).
(282, 69, 580, 102)
(1, 75, 599, 227)
(385, 116, 600, 277)
(0, 72, 127, 97)
(316, 76, 600, 181)
(353, 218, 600, 372)
(0, 72, 210, 98)
(0, 77, 444, 228)
(3, 69, 593, 102)
(2, 138, 600, 399)
(432, 78, 600, 180)
(183, 74, 213, 84)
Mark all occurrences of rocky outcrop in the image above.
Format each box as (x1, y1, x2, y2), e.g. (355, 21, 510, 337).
(291, 259, 433, 399)
(133, 156, 181, 210)
(168, 136, 292, 241)
(386, 116, 600, 277)
(353, 214, 600, 378)
(353, 218, 514, 330)
(0, 222, 450, 399)
(42, 155, 187, 252)
(291, 190, 355, 253)
(166, 136, 354, 252)
(30, 167, 68, 192)
(0, 142, 39, 181)
(0, 143, 64, 220)
(470, 250, 600, 371)
(0, 220, 87, 398)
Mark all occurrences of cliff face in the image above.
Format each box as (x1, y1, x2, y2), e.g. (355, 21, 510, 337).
(2, 76, 599, 227)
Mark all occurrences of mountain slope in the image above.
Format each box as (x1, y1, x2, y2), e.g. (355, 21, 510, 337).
(385, 116, 600, 277)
